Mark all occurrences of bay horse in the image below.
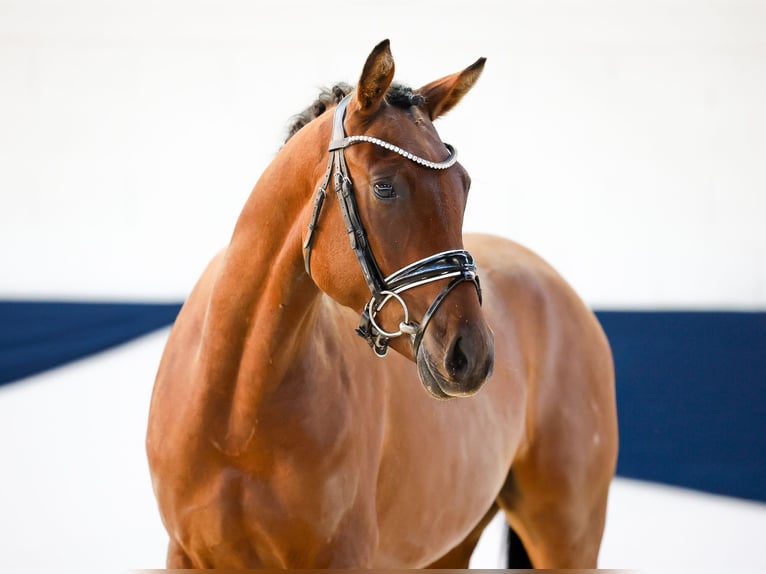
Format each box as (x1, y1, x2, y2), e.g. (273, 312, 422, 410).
(146, 40, 618, 569)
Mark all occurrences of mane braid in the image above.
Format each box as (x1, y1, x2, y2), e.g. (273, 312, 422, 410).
(284, 83, 423, 143)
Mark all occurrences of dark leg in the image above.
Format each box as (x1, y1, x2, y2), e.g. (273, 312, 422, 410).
(507, 525, 533, 568)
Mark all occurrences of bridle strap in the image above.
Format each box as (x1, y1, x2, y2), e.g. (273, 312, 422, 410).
(356, 250, 482, 357)
(413, 273, 476, 356)
(303, 93, 482, 357)
(302, 157, 331, 276)
(332, 130, 388, 298)
(304, 96, 386, 297)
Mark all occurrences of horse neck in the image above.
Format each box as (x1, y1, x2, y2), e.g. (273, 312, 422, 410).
(196, 130, 328, 449)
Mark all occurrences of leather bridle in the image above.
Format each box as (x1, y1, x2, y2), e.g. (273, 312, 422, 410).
(303, 94, 482, 358)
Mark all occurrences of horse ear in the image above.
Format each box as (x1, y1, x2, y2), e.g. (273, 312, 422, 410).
(356, 39, 395, 113)
(417, 57, 486, 120)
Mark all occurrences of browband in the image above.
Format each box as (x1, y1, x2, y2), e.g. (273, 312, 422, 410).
(303, 94, 482, 357)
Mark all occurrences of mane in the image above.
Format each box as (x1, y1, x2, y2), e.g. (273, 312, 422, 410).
(284, 82, 426, 143)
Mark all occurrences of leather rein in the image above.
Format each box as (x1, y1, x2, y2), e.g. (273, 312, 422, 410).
(303, 94, 482, 358)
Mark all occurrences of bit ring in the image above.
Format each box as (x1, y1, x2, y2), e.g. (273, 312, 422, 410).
(368, 291, 411, 338)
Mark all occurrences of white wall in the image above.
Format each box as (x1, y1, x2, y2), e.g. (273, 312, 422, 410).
(2, 0, 765, 308)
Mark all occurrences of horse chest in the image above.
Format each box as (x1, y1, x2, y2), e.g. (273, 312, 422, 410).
(371, 393, 513, 565)
(223, 360, 509, 567)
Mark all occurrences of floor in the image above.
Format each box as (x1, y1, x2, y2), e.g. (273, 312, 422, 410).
(1, 328, 764, 572)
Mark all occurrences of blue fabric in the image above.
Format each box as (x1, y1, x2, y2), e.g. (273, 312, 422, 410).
(0, 302, 764, 502)
(596, 311, 766, 502)
(0, 301, 181, 385)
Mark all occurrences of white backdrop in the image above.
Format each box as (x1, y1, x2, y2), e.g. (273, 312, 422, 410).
(2, 3, 766, 570)
(2, 0, 765, 308)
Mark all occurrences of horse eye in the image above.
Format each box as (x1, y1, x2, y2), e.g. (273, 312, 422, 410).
(373, 182, 396, 199)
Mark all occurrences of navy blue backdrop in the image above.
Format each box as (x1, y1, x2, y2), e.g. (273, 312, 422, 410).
(597, 311, 765, 502)
(1, 301, 764, 503)
(0, 301, 181, 385)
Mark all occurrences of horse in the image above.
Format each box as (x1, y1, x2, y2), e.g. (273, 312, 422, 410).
(146, 39, 618, 569)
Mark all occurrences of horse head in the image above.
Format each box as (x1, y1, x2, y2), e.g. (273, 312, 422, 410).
(301, 40, 493, 399)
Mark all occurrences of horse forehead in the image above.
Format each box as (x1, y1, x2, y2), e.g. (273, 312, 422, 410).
(367, 104, 439, 145)
(358, 112, 457, 177)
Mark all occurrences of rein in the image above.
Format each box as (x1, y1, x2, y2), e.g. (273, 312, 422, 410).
(303, 94, 482, 358)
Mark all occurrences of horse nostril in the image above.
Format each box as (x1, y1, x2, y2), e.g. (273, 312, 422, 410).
(446, 336, 469, 378)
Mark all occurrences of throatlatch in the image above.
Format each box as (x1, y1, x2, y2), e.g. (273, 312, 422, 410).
(303, 94, 482, 358)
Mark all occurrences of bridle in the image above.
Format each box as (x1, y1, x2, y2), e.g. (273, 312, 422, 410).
(303, 94, 482, 358)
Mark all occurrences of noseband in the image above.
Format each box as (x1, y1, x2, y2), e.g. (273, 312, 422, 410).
(303, 94, 482, 358)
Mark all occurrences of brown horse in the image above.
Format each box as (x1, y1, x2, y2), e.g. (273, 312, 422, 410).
(146, 40, 618, 569)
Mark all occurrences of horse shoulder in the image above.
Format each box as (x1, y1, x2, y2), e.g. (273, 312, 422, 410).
(465, 233, 618, 516)
(148, 249, 227, 444)
(465, 231, 616, 438)
(465, 232, 608, 354)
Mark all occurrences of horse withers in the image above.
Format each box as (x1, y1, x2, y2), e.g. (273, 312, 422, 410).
(146, 40, 618, 568)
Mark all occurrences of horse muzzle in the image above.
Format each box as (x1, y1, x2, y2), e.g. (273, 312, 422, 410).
(416, 321, 495, 400)
(353, 249, 493, 399)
